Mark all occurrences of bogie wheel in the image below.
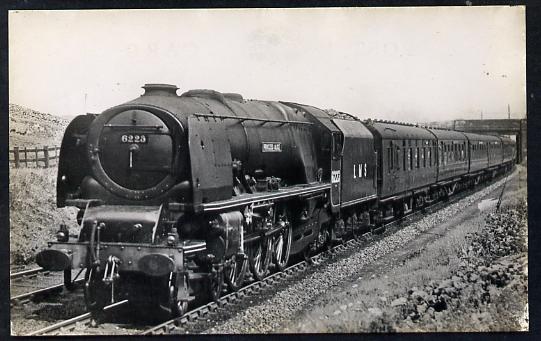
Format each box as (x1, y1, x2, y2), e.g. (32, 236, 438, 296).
(224, 254, 248, 292)
(158, 273, 189, 318)
(248, 238, 272, 281)
(168, 284, 189, 317)
(83, 268, 109, 320)
(64, 269, 77, 291)
(273, 224, 292, 272)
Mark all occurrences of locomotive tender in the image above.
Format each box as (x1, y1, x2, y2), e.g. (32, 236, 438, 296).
(36, 84, 516, 317)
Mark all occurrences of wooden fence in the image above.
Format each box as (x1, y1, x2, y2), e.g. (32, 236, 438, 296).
(9, 146, 61, 168)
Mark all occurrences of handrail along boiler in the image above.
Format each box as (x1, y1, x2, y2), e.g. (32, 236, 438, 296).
(36, 84, 516, 318)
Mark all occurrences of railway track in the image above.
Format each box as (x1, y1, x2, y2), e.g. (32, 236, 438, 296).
(27, 300, 129, 336)
(10, 268, 85, 305)
(10, 267, 45, 280)
(21, 172, 513, 336)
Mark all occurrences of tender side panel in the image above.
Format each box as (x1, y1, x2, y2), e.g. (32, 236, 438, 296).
(332, 119, 377, 205)
(188, 116, 233, 205)
(281, 102, 341, 208)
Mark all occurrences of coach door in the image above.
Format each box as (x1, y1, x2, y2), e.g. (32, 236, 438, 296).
(330, 132, 343, 212)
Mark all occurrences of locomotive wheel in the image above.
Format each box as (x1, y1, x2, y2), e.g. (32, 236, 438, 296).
(248, 238, 272, 281)
(208, 266, 224, 302)
(224, 254, 248, 292)
(317, 226, 332, 252)
(273, 224, 292, 272)
(303, 244, 315, 264)
(83, 268, 109, 319)
(350, 215, 362, 240)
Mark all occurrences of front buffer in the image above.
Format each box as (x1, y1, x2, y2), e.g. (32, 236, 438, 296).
(36, 204, 207, 318)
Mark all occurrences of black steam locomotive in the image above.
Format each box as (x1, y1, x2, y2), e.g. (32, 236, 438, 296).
(36, 84, 516, 318)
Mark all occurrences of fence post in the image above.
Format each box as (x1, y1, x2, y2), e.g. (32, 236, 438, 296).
(24, 147, 28, 167)
(14, 147, 20, 168)
(44, 145, 49, 168)
(35, 148, 39, 167)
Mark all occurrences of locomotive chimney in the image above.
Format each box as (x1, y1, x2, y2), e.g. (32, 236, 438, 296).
(142, 83, 179, 97)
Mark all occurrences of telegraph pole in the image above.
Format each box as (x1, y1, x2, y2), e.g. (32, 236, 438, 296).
(508, 104, 511, 119)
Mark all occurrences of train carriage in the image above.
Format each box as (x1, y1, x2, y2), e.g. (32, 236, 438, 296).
(501, 136, 516, 164)
(365, 121, 438, 220)
(426, 128, 469, 183)
(464, 132, 490, 174)
(366, 121, 438, 199)
(487, 135, 504, 169)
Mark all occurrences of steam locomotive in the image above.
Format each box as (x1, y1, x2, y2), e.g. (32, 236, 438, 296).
(36, 84, 516, 318)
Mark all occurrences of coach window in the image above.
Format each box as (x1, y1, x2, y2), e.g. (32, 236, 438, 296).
(394, 144, 400, 170)
(387, 143, 393, 173)
(441, 142, 447, 165)
(403, 140, 407, 170)
(408, 147, 412, 170)
(416, 147, 420, 168)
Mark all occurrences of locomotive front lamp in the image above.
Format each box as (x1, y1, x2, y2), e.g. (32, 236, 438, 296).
(167, 234, 177, 246)
(167, 227, 179, 246)
(56, 224, 69, 242)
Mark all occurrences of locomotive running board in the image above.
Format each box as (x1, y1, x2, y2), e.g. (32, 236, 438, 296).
(178, 183, 331, 213)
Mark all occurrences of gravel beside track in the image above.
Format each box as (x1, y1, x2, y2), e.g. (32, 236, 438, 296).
(202, 173, 514, 334)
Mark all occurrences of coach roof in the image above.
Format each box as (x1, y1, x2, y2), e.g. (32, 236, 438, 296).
(367, 121, 436, 140)
(427, 128, 468, 140)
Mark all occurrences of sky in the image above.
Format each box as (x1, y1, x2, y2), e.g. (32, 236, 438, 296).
(9, 6, 526, 123)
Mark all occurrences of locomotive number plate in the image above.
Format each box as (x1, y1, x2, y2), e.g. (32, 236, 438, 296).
(121, 134, 148, 144)
(262, 142, 282, 152)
